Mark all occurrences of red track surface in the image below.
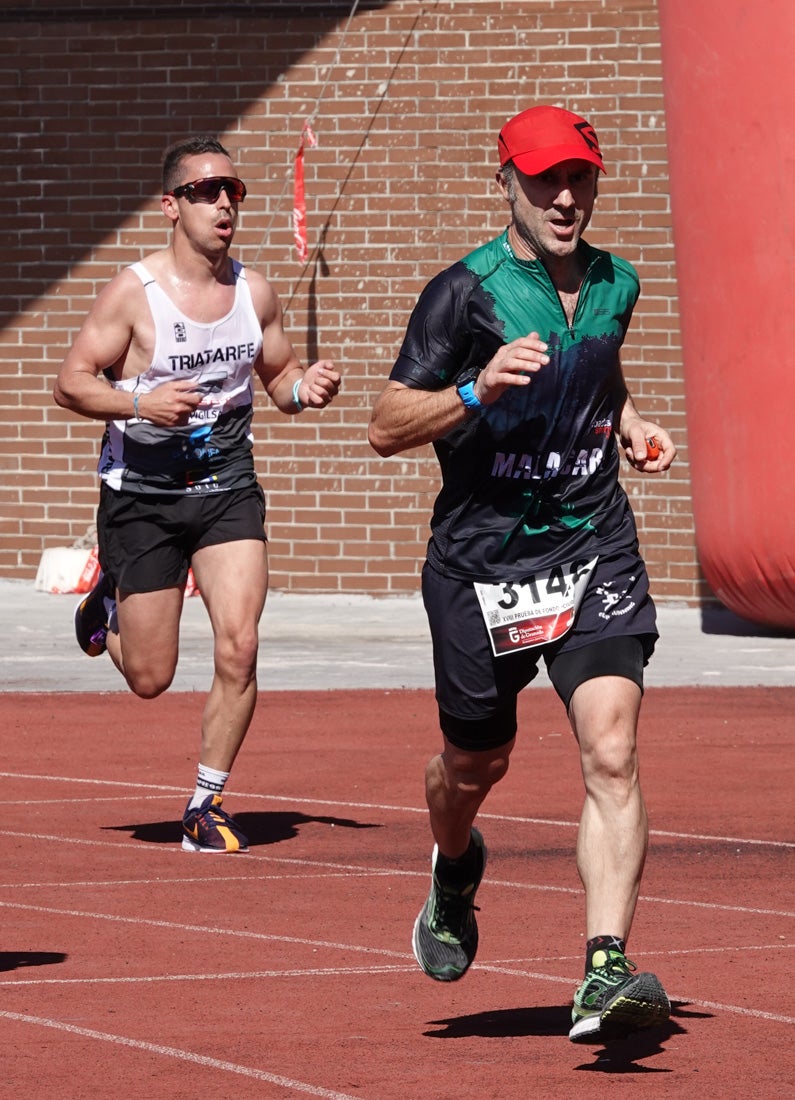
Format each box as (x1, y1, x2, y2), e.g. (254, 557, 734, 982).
(3, 687, 793, 1097)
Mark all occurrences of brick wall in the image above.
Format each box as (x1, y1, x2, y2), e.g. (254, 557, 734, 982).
(2, 0, 708, 603)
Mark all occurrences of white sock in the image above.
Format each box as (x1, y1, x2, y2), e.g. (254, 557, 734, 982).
(189, 764, 230, 809)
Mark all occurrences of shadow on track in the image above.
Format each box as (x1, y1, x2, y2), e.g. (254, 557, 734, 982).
(425, 1001, 709, 1071)
(0, 951, 68, 973)
(102, 809, 382, 847)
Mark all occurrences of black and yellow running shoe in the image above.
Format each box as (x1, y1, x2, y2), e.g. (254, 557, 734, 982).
(569, 949, 670, 1043)
(412, 827, 486, 982)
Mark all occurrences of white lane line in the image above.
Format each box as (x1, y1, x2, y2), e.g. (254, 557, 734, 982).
(4, 796, 185, 806)
(1, 844, 792, 919)
(669, 998, 794, 1024)
(0, 965, 415, 987)
(633, 893, 794, 918)
(7, 942, 793, 988)
(3, 964, 792, 1029)
(489, 942, 795, 966)
(0, 1010, 360, 1099)
(0, 899, 413, 960)
(0, 871, 396, 889)
(489, 878, 795, 919)
(1, 772, 792, 849)
(0, 773, 185, 787)
(457, 964, 795, 1025)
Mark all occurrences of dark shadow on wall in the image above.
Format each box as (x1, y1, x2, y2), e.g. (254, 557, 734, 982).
(689, 562, 795, 634)
(3, 1, 386, 15)
(693, 558, 795, 636)
(700, 605, 795, 639)
(306, 242, 330, 365)
(1, 0, 393, 327)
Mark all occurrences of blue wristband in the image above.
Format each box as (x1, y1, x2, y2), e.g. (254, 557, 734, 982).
(292, 377, 303, 411)
(456, 381, 482, 409)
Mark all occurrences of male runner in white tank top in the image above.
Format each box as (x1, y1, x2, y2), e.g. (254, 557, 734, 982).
(54, 136, 341, 853)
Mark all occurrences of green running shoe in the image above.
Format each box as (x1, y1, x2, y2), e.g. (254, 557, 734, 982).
(569, 949, 670, 1043)
(412, 827, 486, 982)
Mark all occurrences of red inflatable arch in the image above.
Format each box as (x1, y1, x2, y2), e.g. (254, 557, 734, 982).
(658, 0, 795, 628)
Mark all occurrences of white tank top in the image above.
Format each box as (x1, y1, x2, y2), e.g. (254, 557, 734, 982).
(98, 259, 263, 494)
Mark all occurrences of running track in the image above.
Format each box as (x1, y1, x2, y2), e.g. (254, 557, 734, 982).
(2, 687, 793, 1097)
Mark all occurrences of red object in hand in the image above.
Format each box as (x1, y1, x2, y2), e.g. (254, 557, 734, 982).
(646, 437, 660, 460)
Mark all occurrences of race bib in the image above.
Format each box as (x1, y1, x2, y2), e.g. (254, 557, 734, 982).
(474, 557, 598, 657)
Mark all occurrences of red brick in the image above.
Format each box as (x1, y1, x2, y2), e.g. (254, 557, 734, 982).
(3, 0, 704, 605)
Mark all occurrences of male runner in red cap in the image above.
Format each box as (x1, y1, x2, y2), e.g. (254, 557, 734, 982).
(369, 105, 675, 1043)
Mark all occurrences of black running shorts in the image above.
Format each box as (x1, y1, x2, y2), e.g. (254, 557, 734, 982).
(97, 482, 266, 594)
(422, 556, 657, 750)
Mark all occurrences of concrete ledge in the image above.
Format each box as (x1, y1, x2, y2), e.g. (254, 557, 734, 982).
(0, 580, 792, 693)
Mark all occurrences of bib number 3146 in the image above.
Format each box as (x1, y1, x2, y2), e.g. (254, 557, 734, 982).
(474, 557, 598, 657)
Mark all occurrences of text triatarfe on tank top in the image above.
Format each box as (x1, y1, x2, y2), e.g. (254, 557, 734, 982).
(168, 343, 258, 371)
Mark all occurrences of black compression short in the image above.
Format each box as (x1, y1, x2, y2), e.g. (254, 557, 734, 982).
(422, 560, 657, 751)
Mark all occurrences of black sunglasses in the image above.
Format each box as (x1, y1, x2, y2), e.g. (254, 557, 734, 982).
(168, 176, 247, 204)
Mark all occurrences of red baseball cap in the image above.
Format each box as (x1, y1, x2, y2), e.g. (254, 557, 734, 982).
(498, 105, 605, 175)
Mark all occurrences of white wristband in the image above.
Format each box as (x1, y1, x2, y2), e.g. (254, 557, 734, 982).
(292, 377, 303, 411)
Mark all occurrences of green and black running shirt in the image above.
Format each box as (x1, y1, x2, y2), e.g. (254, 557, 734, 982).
(388, 231, 642, 583)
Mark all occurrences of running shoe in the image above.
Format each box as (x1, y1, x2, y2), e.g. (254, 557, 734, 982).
(569, 949, 670, 1043)
(74, 571, 116, 657)
(181, 794, 249, 853)
(412, 827, 486, 981)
